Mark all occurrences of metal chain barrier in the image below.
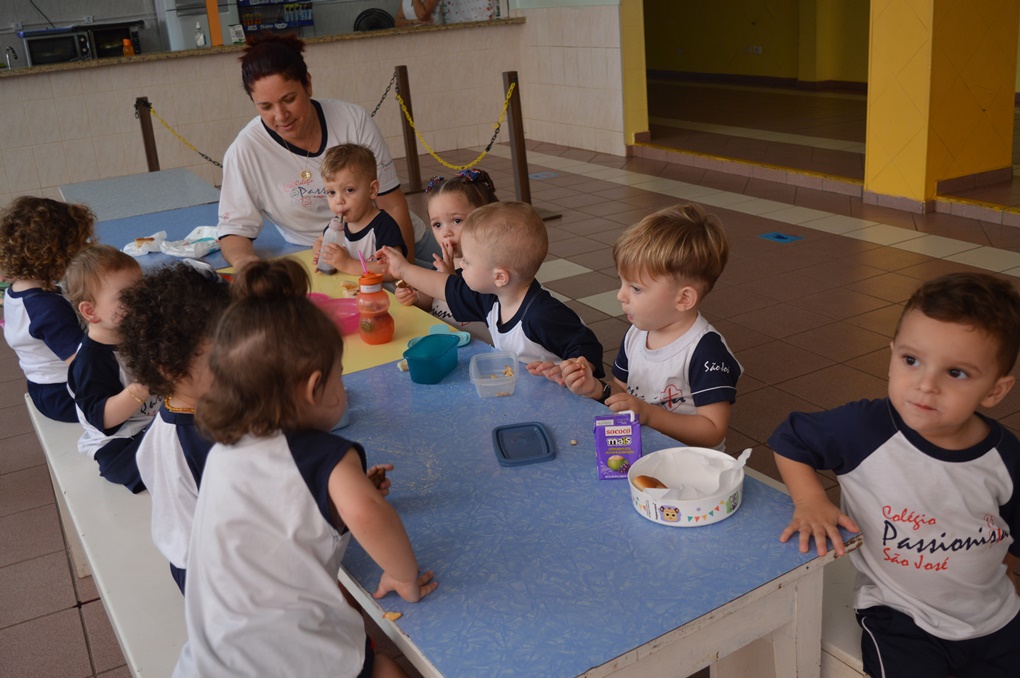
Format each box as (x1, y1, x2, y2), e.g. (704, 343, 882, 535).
(370, 71, 398, 118)
(137, 101, 223, 168)
(394, 83, 514, 171)
(136, 73, 513, 171)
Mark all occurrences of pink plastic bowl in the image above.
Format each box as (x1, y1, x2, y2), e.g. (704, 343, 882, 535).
(308, 293, 359, 336)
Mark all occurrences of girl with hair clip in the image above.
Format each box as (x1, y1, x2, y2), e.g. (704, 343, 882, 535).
(395, 169, 498, 341)
(175, 259, 436, 678)
(0, 196, 96, 422)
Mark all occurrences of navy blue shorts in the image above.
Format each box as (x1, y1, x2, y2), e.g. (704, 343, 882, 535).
(93, 435, 146, 494)
(856, 605, 1020, 678)
(357, 635, 374, 678)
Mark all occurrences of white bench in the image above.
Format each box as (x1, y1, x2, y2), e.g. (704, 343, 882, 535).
(822, 555, 865, 677)
(26, 395, 186, 677)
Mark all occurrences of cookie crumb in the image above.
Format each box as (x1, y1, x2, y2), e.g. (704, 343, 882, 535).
(397, 359, 409, 372)
(570, 439, 578, 446)
(382, 611, 402, 621)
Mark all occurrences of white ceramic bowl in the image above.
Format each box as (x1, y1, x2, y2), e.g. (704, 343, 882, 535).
(627, 447, 744, 527)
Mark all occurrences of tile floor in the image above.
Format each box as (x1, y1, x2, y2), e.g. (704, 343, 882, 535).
(4, 140, 1020, 676)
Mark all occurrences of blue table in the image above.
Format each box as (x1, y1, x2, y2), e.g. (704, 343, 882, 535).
(59, 169, 221, 222)
(96, 203, 303, 271)
(339, 343, 854, 677)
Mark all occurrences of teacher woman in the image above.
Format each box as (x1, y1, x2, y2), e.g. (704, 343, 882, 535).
(217, 34, 439, 270)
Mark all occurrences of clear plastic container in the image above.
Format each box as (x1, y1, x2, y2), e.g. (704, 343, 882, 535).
(469, 351, 518, 397)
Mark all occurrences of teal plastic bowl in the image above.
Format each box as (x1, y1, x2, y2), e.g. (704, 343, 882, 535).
(402, 334, 459, 384)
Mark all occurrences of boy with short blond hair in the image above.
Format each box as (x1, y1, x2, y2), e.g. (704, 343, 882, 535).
(315, 143, 406, 278)
(561, 202, 740, 450)
(770, 272, 1020, 677)
(376, 201, 604, 374)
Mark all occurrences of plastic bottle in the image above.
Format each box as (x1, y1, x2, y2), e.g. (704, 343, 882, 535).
(356, 272, 394, 345)
(195, 22, 207, 48)
(122, 39, 134, 56)
(316, 217, 344, 274)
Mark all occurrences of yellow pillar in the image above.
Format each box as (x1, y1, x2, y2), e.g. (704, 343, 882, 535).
(620, 0, 649, 145)
(864, 0, 1019, 208)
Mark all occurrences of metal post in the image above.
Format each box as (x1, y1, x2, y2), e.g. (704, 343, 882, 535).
(501, 72, 559, 220)
(502, 71, 530, 204)
(395, 66, 422, 193)
(134, 97, 160, 172)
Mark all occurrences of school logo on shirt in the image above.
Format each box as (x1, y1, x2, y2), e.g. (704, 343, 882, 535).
(659, 383, 686, 411)
(286, 178, 325, 208)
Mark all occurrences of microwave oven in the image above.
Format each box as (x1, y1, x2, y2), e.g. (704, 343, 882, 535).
(21, 30, 91, 66)
(19, 22, 142, 66)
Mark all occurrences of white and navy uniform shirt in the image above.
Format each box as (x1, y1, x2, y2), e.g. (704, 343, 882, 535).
(175, 430, 367, 677)
(612, 314, 740, 449)
(430, 294, 491, 344)
(217, 99, 402, 247)
(2, 287, 82, 385)
(67, 336, 161, 459)
(135, 408, 214, 571)
(337, 209, 407, 261)
(769, 399, 1020, 640)
(444, 277, 605, 376)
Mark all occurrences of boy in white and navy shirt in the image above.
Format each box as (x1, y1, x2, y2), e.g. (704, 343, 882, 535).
(770, 273, 1020, 677)
(560, 203, 740, 451)
(376, 202, 604, 375)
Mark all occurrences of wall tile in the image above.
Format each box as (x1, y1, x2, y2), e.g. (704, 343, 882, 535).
(0, 103, 31, 151)
(92, 134, 125, 180)
(18, 73, 52, 101)
(33, 143, 69, 188)
(57, 95, 91, 141)
(63, 138, 99, 183)
(25, 100, 59, 146)
(3, 146, 41, 192)
(48, 71, 82, 97)
(78, 66, 114, 94)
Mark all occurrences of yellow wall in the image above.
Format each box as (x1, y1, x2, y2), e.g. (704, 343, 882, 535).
(644, 0, 868, 84)
(644, 0, 800, 79)
(621, 0, 649, 144)
(864, 0, 1019, 202)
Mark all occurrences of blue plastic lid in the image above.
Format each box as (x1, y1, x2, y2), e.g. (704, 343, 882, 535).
(492, 422, 555, 467)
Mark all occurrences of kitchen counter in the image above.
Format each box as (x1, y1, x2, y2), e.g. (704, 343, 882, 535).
(0, 17, 524, 79)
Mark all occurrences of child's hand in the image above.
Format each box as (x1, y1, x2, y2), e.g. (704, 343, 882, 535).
(433, 241, 456, 274)
(127, 382, 150, 404)
(526, 360, 564, 385)
(561, 357, 597, 397)
(367, 464, 393, 496)
(780, 496, 860, 557)
(320, 242, 353, 270)
(394, 285, 418, 307)
(374, 569, 438, 603)
(375, 246, 409, 280)
(606, 392, 648, 420)
(312, 236, 323, 265)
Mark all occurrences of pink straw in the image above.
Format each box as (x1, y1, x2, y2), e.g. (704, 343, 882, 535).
(358, 250, 368, 274)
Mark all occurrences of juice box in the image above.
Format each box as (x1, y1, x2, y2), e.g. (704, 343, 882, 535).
(593, 411, 642, 479)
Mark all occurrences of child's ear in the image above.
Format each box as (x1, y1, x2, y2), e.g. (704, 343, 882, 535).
(981, 374, 1016, 409)
(369, 179, 379, 200)
(78, 300, 99, 325)
(674, 285, 700, 312)
(301, 370, 324, 406)
(493, 267, 511, 288)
